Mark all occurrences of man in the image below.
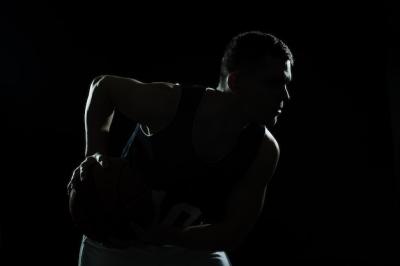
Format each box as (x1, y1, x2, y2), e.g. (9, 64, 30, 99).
(68, 31, 293, 266)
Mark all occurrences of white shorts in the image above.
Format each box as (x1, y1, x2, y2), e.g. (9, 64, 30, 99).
(78, 235, 232, 266)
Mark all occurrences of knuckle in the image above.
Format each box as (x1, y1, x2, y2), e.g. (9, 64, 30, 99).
(72, 172, 79, 179)
(84, 156, 94, 164)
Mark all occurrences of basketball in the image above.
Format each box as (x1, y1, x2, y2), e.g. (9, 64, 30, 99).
(69, 157, 155, 247)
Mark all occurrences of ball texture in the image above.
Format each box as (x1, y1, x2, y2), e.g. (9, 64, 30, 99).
(69, 158, 154, 247)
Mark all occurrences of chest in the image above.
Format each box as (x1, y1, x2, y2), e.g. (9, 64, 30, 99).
(191, 118, 239, 164)
(139, 119, 240, 166)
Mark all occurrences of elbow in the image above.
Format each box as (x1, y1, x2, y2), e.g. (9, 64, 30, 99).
(88, 75, 110, 98)
(86, 75, 112, 105)
(84, 74, 115, 131)
(91, 75, 108, 86)
(89, 75, 119, 107)
(87, 75, 109, 102)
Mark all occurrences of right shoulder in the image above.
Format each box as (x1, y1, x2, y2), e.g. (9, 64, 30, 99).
(94, 75, 182, 126)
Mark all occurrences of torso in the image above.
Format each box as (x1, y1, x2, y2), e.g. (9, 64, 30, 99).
(138, 85, 246, 164)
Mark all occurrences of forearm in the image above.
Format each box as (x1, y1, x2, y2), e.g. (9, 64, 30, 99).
(84, 75, 115, 157)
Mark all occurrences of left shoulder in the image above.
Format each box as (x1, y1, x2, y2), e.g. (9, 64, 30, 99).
(258, 126, 280, 162)
(241, 126, 280, 185)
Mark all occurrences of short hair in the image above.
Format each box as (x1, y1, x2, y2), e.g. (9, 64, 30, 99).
(219, 31, 294, 84)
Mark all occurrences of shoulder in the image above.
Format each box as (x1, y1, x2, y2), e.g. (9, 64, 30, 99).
(248, 124, 280, 161)
(260, 127, 280, 160)
(246, 126, 280, 182)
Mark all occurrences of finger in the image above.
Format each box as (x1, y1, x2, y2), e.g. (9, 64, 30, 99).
(79, 165, 87, 181)
(67, 178, 73, 193)
(95, 154, 109, 168)
(67, 170, 74, 189)
(80, 157, 97, 181)
(67, 167, 80, 194)
(69, 167, 79, 185)
(80, 156, 96, 169)
(66, 181, 72, 195)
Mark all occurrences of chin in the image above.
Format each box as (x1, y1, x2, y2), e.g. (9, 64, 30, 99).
(252, 112, 278, 126)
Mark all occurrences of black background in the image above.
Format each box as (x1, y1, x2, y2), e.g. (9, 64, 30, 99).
(1, 2, 398, 265)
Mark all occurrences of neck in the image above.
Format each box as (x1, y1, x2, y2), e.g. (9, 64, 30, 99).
(207, 85, 251, 133)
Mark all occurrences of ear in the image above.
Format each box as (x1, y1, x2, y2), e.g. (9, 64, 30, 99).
(227, 71, 240, 92)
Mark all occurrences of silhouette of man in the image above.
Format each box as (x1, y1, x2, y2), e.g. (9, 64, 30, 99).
(68, 30, 294, 266)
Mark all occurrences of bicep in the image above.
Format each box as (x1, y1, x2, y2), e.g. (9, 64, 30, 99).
(100, 75, 178, 125)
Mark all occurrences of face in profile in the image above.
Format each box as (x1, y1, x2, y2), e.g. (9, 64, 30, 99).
(238, 57, 292, 126)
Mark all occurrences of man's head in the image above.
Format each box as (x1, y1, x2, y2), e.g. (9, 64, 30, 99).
(218, 31, 294, 126)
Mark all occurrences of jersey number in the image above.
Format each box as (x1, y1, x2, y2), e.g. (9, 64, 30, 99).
(151, 190, 203, 228)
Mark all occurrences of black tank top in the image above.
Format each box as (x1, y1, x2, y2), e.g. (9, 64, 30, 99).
(120, 84, 265, 227)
